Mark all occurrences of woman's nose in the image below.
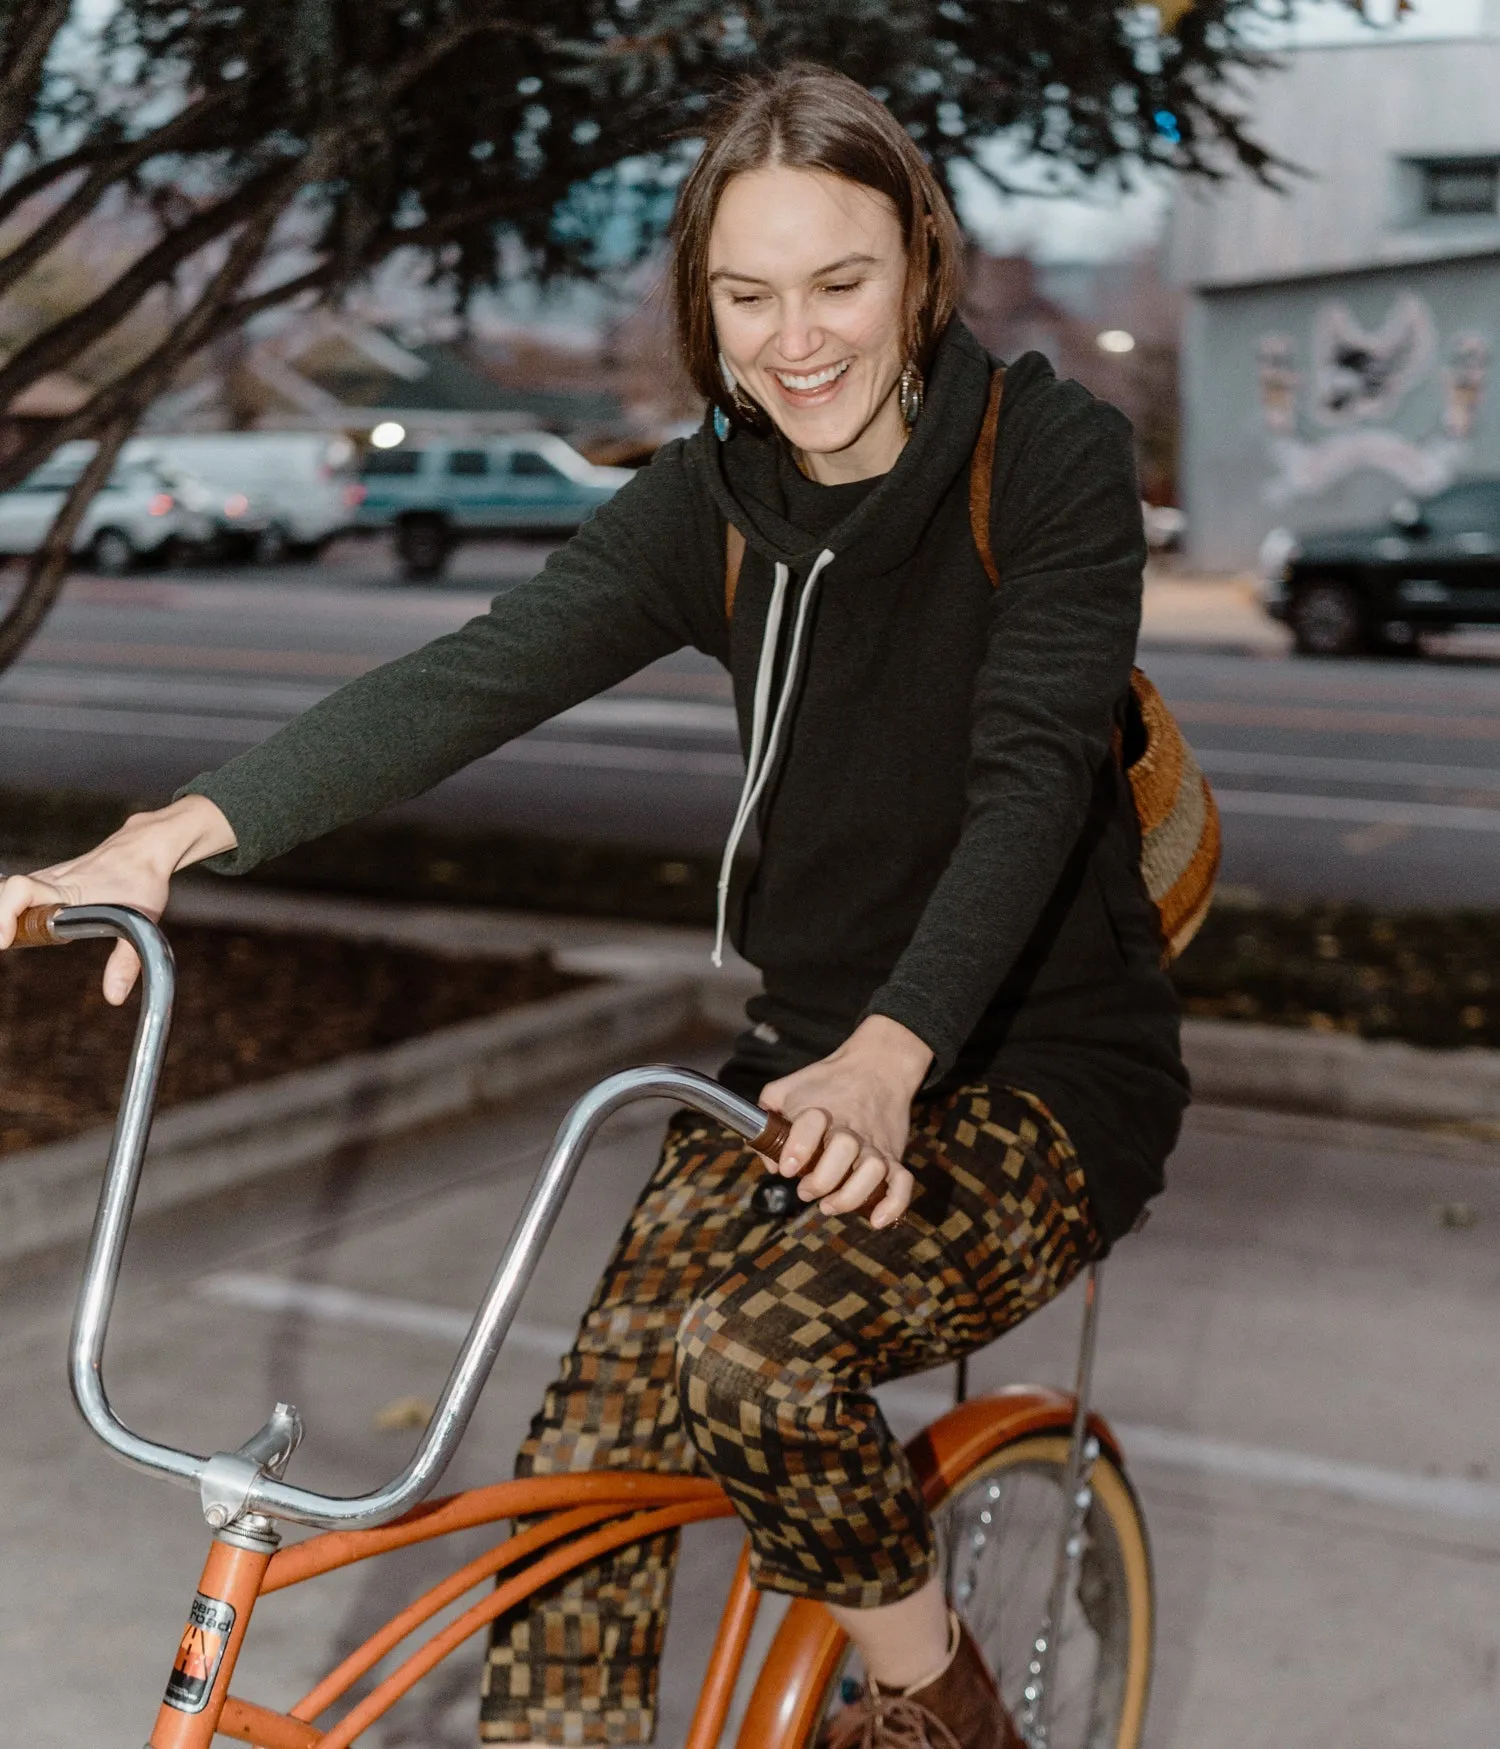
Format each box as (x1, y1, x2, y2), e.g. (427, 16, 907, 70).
(775, 305, 821, 362)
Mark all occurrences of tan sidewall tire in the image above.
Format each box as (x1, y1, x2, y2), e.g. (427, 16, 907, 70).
(786, 1433, 1153, 1749)
(942, 1434, 1153, 1749)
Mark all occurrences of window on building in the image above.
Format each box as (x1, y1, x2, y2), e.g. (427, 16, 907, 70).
(446, 450, 488, 477)
(1419, 158, 1500, 219)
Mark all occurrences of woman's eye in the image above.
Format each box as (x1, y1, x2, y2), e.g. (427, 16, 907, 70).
(730, 293, 764, 307)
(821, 281, 860, 296)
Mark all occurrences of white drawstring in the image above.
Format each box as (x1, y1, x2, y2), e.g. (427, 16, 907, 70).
(712, 547, 836, 967)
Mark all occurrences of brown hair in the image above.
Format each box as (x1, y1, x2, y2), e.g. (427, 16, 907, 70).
(670, 64, 965, 429)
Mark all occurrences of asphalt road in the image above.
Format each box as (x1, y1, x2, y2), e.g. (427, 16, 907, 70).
(2, 1039, 1496, 1745)
(5, 540, 1500, 907)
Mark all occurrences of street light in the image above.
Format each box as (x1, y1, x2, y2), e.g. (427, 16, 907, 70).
(1096, 330, 1137, 355)
(370, 421, 406, 449)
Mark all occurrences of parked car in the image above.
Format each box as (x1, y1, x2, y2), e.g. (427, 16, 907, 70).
(0, 453, 212, 573)
(354, 434, 632, 579)
(123, 432, 360, 559)
(1259, 477, 1500, 656)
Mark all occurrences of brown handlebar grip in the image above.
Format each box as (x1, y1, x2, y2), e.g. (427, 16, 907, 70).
(749, 1109, 792, 1164)
(12, 905, 62, 947)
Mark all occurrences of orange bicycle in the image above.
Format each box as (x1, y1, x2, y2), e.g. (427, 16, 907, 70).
(20, 901, 1154, 1749)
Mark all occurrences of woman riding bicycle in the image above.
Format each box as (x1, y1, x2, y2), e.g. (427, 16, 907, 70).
(0, 65, 1188, 1749)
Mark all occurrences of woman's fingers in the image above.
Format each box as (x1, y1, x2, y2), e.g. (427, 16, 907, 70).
(796, 1126, 863, 1201)
(103, 939, 143, 1005)
(0, 874, 65, 949)
(868, 1164, 917, 1230)
(817, 1151, 889, 1216)
(777, 1106, 832, 1176)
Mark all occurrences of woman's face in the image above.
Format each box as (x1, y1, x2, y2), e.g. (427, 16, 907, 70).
(707, 165, 912, 483)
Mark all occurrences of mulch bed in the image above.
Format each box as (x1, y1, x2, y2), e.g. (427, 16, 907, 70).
(1173, 900, 1500, 1051)
(0, 925, 581, 1156)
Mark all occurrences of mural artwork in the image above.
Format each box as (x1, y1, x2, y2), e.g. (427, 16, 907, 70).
(1258, 292, 1491, 506)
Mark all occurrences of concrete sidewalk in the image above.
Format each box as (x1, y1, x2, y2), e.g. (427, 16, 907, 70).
(1140, 568, 1289, 656)
(0, 1036, 1495, 1748)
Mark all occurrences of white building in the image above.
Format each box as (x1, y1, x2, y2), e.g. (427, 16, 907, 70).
(1168, 9, 1500, 568)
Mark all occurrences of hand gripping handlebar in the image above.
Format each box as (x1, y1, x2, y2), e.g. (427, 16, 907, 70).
(15, 904, 790, 1533)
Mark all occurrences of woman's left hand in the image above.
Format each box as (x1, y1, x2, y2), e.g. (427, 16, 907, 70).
(758, 1016, 934, 1229)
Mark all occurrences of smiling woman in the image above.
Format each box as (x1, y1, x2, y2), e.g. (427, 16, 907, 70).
(672, 67, 963, 483)
(0, 61, 1186, 1749)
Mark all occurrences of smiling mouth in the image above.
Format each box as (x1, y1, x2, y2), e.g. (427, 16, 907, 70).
(772, 360, 851, 394)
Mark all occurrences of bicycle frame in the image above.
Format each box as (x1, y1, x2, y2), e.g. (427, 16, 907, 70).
(19, 904, 1117, 1749)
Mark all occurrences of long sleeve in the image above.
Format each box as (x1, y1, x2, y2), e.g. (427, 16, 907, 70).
(862, 382, 1145, 1077)
(179, 442, 724, 873)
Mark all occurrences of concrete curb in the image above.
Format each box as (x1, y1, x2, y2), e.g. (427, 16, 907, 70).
(1182, 1017, 1500, 1135)
(0, 976, 697, 1265)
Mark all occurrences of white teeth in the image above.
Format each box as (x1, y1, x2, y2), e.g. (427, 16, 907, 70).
(775, 360, 849, 392)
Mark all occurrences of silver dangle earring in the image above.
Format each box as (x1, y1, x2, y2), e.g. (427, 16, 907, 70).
(718, 350, 761, 432)
(898, 361, 924, 428)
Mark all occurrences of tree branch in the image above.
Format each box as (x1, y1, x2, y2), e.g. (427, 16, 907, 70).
(0, 190, 291, 672)
(0, 157, 295, 413)
(0, 0, 71, 162)
(0, 142, 98, 232)
(0, 88, 235, 304)
(0, 410, 136, 672)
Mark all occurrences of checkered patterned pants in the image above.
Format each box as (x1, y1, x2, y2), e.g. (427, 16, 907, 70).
(479, 1082, 1100, 1743)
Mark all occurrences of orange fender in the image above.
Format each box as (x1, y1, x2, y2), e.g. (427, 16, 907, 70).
(734, 1386, 1122, 1748)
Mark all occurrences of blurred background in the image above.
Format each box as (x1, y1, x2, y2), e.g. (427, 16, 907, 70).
(0, 4, 1497, 1746)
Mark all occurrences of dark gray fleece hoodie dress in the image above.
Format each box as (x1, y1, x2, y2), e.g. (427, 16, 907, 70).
(184, 317, 1189, 1242)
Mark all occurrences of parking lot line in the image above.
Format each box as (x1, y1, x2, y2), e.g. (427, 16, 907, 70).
(198, 1270, 1500, 1526)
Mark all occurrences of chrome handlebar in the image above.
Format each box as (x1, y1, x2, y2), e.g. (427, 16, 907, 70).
(39, 905, 783, 1532)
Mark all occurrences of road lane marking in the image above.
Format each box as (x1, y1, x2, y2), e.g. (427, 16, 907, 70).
(0, 702, 744, 776)
(1196, 748, 1500, 790)
(198, 1272, 1500, 1525)
(1173, 699, 1500, 741)
(1214, 788, 1500, 832)
(0, 682, 739, 739)
(27, 637, 374, 678)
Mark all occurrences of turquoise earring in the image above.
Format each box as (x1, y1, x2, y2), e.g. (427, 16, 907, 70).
(713, 404, 731, 442)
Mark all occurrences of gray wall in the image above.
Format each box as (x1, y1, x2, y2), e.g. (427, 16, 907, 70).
(1181, 254, 1500, 571)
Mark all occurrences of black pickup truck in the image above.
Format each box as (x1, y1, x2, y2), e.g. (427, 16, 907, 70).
(1260, 478, 1500, 656)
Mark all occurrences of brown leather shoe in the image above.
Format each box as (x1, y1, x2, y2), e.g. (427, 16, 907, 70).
(820, 1614, 1025, 1749)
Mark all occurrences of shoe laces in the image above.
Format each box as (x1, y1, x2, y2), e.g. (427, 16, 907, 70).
(829, 1691, 964, 1749)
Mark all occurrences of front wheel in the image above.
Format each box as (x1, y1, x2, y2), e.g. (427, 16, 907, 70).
(1289, 578, 1365, 656)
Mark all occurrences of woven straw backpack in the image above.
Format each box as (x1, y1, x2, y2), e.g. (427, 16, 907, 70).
(722, 363, 1220, 964)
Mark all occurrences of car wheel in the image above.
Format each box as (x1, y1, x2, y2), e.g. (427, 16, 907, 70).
(89, 527, 136, 576)
(396, 516, 451, 581)
(254, 522, 291, 565)
(1289, 578, 1365, 656)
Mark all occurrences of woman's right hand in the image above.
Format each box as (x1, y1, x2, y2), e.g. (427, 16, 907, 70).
(0, 795, 236, 1003)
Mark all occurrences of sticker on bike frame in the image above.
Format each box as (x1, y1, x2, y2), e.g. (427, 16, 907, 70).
(163, 1593, 236, 1714)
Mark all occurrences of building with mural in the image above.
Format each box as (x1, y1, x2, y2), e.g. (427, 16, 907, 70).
(1167, 11, 1500, 571)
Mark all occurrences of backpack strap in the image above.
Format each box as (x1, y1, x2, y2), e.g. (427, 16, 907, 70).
(968, 365, 1007, 589)
(725, 521, 746, 619)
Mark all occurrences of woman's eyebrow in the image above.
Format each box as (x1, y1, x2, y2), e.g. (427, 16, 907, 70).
(707, 252, 880, 286)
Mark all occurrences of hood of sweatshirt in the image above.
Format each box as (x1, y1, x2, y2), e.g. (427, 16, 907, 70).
(695, 315, 995, 577)
(693, 317, 999, 964)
